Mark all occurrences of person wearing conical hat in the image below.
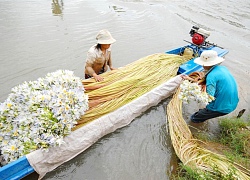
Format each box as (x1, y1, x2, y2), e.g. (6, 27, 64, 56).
(84, 29, 117, 82)
(183, 50, 239, 123)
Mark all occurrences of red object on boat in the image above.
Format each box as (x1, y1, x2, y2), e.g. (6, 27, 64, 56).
(192, 33, 204, 45)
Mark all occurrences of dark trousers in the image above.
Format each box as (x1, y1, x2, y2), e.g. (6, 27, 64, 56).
(191, 108, 228, 123)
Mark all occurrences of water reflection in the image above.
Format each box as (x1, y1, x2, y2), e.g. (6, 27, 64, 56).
(51, 0, 64, 16)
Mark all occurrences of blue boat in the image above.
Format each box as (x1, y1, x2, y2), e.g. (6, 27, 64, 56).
(0, 26, 229, 180)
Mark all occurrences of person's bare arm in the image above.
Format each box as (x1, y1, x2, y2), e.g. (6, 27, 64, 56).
(85, 51, 104, 82)
(92, 73, 104, 82)
(180, 74, 195, 81)
(86, 66, 104, 82)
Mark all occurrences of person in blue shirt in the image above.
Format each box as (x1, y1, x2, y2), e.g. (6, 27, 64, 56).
(185, 50, 239, 123)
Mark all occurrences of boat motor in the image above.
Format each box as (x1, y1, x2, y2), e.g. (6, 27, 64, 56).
(189, 26, 210, 45)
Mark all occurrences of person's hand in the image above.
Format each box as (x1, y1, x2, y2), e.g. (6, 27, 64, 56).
(181, 74, 195, 82)
(93, 74, 104, 82)
(180, 74, 187, 80)
(200, 84, 206, 92)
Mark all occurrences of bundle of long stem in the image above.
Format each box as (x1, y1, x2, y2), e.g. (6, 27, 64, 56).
(75, 53, 186, 129)
(167, 87, 250, 179)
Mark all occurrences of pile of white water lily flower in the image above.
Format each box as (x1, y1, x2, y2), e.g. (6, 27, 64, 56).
(0, 70, 88, 165)
(178, 80, 214, 105)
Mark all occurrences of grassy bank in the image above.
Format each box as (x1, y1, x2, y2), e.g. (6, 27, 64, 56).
(172, 114, 250, 180)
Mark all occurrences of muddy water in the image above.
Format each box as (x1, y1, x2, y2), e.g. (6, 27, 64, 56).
(0, 0, 249, 179)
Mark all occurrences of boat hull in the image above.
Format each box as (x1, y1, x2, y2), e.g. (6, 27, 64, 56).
(0, 156, 34, 180)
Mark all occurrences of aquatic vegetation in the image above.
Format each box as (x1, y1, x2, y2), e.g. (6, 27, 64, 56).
(0, 70, 89, 165)
(167, 71, 250, 179)
(178, 79, 214, 105)
(78, 53, 186, 127)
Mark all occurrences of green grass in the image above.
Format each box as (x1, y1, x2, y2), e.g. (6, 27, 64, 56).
(173, 163, 237, 180)
(218, 115, 250, 169)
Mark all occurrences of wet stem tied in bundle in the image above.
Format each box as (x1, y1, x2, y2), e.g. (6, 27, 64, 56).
(77, 53, 186, 127)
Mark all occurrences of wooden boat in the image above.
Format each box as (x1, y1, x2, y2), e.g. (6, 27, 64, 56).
(0, 26, 229, 180)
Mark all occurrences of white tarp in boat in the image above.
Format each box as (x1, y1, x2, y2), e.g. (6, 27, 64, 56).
(26, 75, 182, 179)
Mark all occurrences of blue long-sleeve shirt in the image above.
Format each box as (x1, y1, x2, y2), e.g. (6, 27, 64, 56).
(206, 65, 239, 113)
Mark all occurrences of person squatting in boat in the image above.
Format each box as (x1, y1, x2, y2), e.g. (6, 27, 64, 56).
(182, 50, 239, 123)
(84, 29, 117, 82)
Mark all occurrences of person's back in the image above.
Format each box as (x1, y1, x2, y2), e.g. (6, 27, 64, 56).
(206, 65, 239, 113)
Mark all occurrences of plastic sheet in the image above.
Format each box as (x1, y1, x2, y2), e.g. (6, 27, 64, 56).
(26, 75, 182, 179)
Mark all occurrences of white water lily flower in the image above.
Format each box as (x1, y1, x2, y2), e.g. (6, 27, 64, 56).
(0, 70, 89, 165)
(56, 138, 65, 146)
(179, 80, 215, 105)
